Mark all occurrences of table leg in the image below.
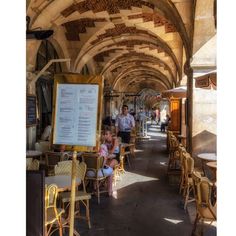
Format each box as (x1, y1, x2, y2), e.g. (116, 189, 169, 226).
(201, 160, 206, 176)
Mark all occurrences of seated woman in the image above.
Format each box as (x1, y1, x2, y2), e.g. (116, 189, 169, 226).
(86, 143, 113, 196)
(103, 129, 120, 168)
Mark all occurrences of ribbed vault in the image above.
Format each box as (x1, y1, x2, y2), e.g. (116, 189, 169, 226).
(27, 0, 194, 94)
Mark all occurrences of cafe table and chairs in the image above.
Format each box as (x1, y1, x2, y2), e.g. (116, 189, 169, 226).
(82, 153, 110, 204)
(45, 174, 81, 236)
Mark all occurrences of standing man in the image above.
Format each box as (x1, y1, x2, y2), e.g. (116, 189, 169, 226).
(115, 104, 135, 144)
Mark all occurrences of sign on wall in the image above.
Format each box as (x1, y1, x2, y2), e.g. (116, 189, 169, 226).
(26, 94, 37, 126)
(53, 84, 99, 147)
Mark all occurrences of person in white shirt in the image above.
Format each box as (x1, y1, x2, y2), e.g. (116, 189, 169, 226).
(115, 105, 135, 144)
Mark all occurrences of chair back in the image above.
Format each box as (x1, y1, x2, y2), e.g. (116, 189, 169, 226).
(178, 145, 187, 165)
(77, 162, 87, 191)
(192, 171, 202, 201)
(169, 136, 179, 151)
(77, 162, 87, 180)
(82, 153, 105, 178)
(45, 184, 58, 209)
(199, 180, 211, 204)
(26, 158, 33, 170)
(45, 151, 62, 166)
(185, 156, 194, 175)
(192, 171, 216, 220)
(54, 160, 79, 176)
(27, 159, 40, 170)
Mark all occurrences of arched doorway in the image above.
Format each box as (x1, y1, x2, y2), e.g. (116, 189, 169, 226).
(35, 40, 62, 138)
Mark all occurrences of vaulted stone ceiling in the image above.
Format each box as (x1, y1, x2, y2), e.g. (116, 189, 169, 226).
(27, 0, 194, 94)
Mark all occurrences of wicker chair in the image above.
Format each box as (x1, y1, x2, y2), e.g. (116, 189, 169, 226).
(82, 153, 109, 204)
(192, 171, 216, 235)
(178, 144, 187, 194)
(167, 135, 180, 174)
(166, 130, 174, 152)
(26, 159, 40, 170)
(54, 160, 78, 176)
(182, 154, 195, 210)
(45, 184, 64, 236)
(113, 143, 125, 186)
(45, 151, 69, 176)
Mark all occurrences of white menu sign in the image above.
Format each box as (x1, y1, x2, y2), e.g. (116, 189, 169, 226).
(53, 84, 99, 146)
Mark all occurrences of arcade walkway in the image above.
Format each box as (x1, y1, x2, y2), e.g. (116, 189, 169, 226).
(71, 123, 215, 236)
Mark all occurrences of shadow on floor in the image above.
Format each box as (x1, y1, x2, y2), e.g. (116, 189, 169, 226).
(53, 123, 216, 236)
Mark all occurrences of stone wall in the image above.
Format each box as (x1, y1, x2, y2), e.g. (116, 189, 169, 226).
(192, 87, 216, 156)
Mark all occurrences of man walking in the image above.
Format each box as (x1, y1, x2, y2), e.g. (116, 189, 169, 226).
(115, 105, 135, 144)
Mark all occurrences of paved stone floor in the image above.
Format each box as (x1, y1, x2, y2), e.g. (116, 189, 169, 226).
(62, 123, 216, 236)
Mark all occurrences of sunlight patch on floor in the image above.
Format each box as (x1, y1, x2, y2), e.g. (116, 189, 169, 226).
(146, 131, 160, 136)
(160, 162, 167, 166)
(134, 149, 144, 153)
(149, 127, 159, 131)
(164, 218, 184, 224)
(113, 171, 159, 198)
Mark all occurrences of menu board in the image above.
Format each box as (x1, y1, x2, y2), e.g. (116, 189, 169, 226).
(27, 95, 37, 126)
(53, 84, 99, 146)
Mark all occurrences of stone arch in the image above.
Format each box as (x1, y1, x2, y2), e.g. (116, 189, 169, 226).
(112, 66, 171, 90)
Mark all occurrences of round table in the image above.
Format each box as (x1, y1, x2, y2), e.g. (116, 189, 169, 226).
(45, 175, 81, 192)
(206, 161, 217, 169)
(197, 153, 217, 161)
(26, 150, 42, 158)
(197, 153, 217, 177)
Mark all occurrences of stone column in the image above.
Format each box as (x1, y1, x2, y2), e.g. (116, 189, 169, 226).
(26, 69, 37, 150)
(184, 60, 193, 154)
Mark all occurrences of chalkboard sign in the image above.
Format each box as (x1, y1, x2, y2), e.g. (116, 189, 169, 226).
(27, 95, 37, 126)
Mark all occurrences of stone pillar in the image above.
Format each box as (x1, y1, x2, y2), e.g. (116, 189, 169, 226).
(184, 60, 193, 154)
(26, 68, 37, 150)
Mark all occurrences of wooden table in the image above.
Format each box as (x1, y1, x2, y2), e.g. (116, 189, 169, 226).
(197, 153, 217, 176)
(206, 161, 217, 169)
(45, 175, 81, 192)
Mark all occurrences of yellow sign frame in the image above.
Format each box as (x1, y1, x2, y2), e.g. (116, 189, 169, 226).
(51, 73, 104, 152)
